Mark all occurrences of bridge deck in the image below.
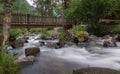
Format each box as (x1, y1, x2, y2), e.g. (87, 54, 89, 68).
(0, 13, 74, 28)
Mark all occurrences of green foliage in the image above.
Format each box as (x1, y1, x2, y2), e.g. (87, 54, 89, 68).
(71, 25, 86, 32)
(113, 25, 120, 33)
(10, 29, 22, 41)
(0, 0, 35, 14)
(0, 51, 20, 74)
(76, 31, 85, 38)
(58, 31, 66, 40)
(12, 0, 34, 14)
(104, 0, 120, 19)
(65, 0, 109, 24)
(29, 28, 42, 34)
(41, 30, 53, 39)
(64, 0, 113, 35)
(87, 24, 111, 36)
(0, 4, 3, 12)
(35, 0, 53, 16)
(20, 29, 30, 35)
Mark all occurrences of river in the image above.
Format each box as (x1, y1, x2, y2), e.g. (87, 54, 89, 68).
(8, 35, 120, 74)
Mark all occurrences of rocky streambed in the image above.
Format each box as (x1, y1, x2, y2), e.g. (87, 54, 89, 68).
(8, 34, 120, 74)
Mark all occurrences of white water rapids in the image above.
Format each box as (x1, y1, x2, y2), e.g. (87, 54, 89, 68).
(8, 35, 120, 74)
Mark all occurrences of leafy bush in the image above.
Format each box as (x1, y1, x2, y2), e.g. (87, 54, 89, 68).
(71, 25, 86, 32)
(0, 51, 20, 74)
(10, 29, 30, 41)
(87, 24, 110, 36)
(113, 25, 120, 33)
(41, 30, 53, 39)
(76, 31, 84, 38)
(10, 29, 23, 41)
(29, 28, 42, 34)
(58, 31, 66, 40)
(21, 29, 29, 35)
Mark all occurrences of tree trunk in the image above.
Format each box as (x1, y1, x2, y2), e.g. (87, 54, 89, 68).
(1, 0, 12, 52)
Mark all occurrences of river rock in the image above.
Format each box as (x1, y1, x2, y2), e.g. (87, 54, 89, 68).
(86, 46, 105, 54)
(103, 37, 117, 47)
(73, 37, 79, 45)
(89, 35, 98, 41)
(114, 34, 120, 42)
(77, 31, 89, 42)
(72, 67, 120, 74)
(22, 36, 29, 43)
(103, 35, 111, 39)
(14, 56, 37, 66)
(10, 38, 25, 48)
(46, 41, 65, 49)
(65, 42, 75, 46)
(41, 36, 53, 40)
(39, 41, 45, 46)
(25, 47, 40, 56)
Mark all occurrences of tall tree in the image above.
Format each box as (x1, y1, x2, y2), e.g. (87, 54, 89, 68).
(2, 0, 12, 52)
(34, 0, 53, 16)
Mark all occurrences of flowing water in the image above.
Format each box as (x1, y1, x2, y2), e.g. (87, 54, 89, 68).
(8, 35, 120, 74)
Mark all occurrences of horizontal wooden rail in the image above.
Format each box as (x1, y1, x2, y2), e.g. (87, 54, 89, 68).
(0, 13, 74, 28)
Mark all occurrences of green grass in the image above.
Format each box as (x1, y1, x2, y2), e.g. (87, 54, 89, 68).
(0, 50, 20, 74)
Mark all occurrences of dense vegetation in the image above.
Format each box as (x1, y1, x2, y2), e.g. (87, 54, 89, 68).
(0, 50, 20, 74)
(64, 0, 120, 35)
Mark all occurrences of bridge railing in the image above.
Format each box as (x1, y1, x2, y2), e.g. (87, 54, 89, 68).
(0, 13, 73, 26)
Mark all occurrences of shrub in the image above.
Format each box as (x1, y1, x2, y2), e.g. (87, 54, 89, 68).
(76, 31, 84, 38)
(87, 24, 110, 36)
(58, 31, 66, 40)
(71, 25, 86, 32)
(40, 30, 53, 39)
(10, 29, 23, 41)
(0, 50, 20, 74)
(113, 25, 120, 33)
(29, 28, 42, 34)
(21, 29, 30, 35)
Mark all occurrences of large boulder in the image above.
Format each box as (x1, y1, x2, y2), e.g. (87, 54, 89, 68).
(103, 37, 117, 47)
(114, 34, 120, 42)
(14, 56, 37, 66)
(10, 38, 25, 48)
(25, 47, 40, 56)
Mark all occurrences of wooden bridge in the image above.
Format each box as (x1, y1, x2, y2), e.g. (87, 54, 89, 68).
(0, 13, 74, 28)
